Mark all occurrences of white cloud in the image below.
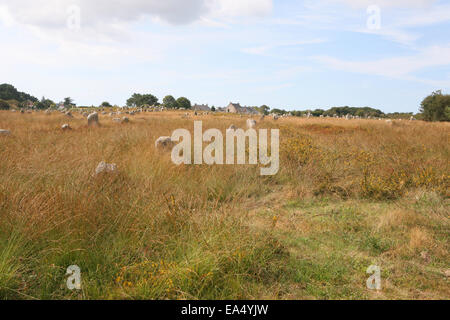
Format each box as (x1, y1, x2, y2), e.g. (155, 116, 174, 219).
(1, 0, 208, 27)
(208, 0, 272, 17)
(0, 6, 14, 26)
(367, 3, 450, 44)
(355, 27, 421, 46)
(0, 0, 274, 46)
(393, 3, 450, 28)
(0, 0, 273, 29)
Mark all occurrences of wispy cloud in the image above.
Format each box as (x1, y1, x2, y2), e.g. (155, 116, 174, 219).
(0, 0, 274, 42)
(356, 2, 450, 45)
(1, 0, 448, 110)
(327, 0, 437, 9)
(314, 45, 450, 82)
(242, 39, 327, 55)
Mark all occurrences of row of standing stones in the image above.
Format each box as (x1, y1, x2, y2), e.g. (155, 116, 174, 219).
(3, 107, 280, 134)
(153, 119, 258, 152)
(5, 108, 393, 174)
(2, 109, 266, 177)
(60, 111, 130, 130)
(2, 109, 261, 138)
(2, 109, 404, 180)
(2, 106, 401, 143)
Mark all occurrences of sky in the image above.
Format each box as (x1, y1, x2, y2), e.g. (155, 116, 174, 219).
(0, 0, 449, 113)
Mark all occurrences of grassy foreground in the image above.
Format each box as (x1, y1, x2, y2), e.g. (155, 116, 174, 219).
(0, 110, 448, 300)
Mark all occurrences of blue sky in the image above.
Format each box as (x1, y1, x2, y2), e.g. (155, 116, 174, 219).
(0, 0, 449, 113)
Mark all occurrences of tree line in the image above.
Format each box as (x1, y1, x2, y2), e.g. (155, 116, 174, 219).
(124, 93, 192, 109)
(0, 83, 448, 121)
(0, 83, 38, 103)
(254, 95, 449, 121)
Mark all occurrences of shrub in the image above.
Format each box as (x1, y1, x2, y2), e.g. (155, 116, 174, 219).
(176, 97, 191, 110)
(420, 90, 450, 122)
(0, 99, 10, 110)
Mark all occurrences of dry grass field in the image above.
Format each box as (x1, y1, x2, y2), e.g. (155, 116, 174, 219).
(0, 109, 448, 300)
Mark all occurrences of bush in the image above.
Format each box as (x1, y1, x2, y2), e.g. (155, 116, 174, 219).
(163, 95, 177, 109)
(176, 97, 191, 110)
(420, 90, 450, 122)
(0, 99, 10, 110)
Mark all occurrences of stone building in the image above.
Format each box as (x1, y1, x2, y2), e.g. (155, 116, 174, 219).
(192, 104, 211, 111)
(225, 102, 259, 115)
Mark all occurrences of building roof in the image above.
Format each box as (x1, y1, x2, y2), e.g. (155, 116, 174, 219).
(192, 104, 211, 111)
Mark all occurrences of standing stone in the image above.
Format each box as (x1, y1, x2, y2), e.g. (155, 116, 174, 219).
(87, 112, 99, 126)
(0, 129, 11, 135)
(94, 161, 117, 176)
(247, 119, 257, 129)
(155, 136, 174, 149)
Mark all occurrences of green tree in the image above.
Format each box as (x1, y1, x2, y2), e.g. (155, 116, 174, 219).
(126, 93, 158, 107)
(101, 101, 112, 108)
(311, 109, 325, 117)
(271, 108, 287, 115)
(420, 90, 450, 122)
(63, 97, 75, 108)
(35, 97, 55, 109)
(258, 105, 270, 115)
(0, 84, 38, 102)
(176, 97, 191, 110)
(163, 95, 177, 109)
(322, 106, 384, 118)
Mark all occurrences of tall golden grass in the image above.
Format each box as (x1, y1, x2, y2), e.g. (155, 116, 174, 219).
(0, 110, 448, 299)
